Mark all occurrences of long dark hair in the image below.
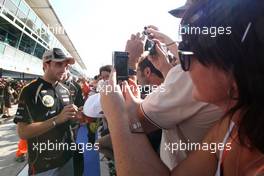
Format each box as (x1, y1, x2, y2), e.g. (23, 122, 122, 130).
(181, 0, 264, 153)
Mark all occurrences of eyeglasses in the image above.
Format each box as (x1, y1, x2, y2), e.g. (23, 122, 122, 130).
(178, 41, 194, 71)
(178, 51, 193, 71)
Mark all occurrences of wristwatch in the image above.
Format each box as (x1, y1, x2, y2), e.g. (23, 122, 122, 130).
(129, 121, 144, 133)
(128, 68, 137, 76)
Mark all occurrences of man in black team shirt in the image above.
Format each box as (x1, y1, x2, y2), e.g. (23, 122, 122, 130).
(14, 48, 78, 176)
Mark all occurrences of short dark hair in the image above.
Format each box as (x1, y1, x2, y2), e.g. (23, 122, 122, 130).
(138, 57, 163, 79)
(93, 75, 100, 80)
(99, 65, 112, 75)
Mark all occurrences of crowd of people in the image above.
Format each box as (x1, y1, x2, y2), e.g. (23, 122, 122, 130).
(99, 0, 264, 175)
(3, 0, 263, 175)
(0, 78, 28, 118)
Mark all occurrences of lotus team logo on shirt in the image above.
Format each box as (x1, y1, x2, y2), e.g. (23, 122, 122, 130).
(42, 95, 54, 107)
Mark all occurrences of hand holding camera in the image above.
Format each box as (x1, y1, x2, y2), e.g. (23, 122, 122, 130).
(144, 26, 178, 58)
(112, 51, 129, 83)
(143, 26, 157, 56)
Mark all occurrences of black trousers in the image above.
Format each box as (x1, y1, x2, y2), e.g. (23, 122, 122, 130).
(73, 150, 84, 176)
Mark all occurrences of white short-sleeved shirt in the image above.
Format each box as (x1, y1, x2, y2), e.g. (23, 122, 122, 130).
(141, 65, 223, 169)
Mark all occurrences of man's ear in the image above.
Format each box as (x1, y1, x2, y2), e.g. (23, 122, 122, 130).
(43, 62, 50, 71)
(143, 67, 151, 78)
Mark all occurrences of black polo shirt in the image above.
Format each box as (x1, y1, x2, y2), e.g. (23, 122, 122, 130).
(14, 77, 74, 175)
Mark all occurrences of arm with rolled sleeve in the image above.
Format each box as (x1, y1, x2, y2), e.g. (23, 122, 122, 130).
(140, 65, 211, 130)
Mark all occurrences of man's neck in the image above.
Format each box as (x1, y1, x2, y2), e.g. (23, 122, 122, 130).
(42, 75, 58, 86)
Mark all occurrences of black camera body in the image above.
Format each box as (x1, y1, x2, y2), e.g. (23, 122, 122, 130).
(112, 51, 129, 82)
(144, 39, 156, 55)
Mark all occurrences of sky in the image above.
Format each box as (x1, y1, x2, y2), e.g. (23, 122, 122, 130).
(50, 0, 186, 77)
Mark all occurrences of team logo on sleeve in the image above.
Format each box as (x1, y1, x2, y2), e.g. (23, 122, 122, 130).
(42, 95, 54, 107)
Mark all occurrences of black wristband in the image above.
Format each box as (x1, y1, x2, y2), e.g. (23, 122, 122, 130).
(128, 68, 137, 76)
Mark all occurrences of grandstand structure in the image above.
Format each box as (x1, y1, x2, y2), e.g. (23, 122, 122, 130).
(0, 0, 86, 79)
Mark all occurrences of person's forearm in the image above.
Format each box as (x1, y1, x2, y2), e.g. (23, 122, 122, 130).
(128, 60, 138, 82)
(137, 103, 159, 133)
(17, 117, 58, 139)
(166, 43, 178, 58)
(160, 63, 173, 78)
(106, 112, 170, 176)
(128, 61, 138, 70)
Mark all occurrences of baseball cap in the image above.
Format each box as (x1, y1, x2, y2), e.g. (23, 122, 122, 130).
(83, 93, 104, 118)
(169, 0, 201, 18)
(42, 48, 75, 64)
